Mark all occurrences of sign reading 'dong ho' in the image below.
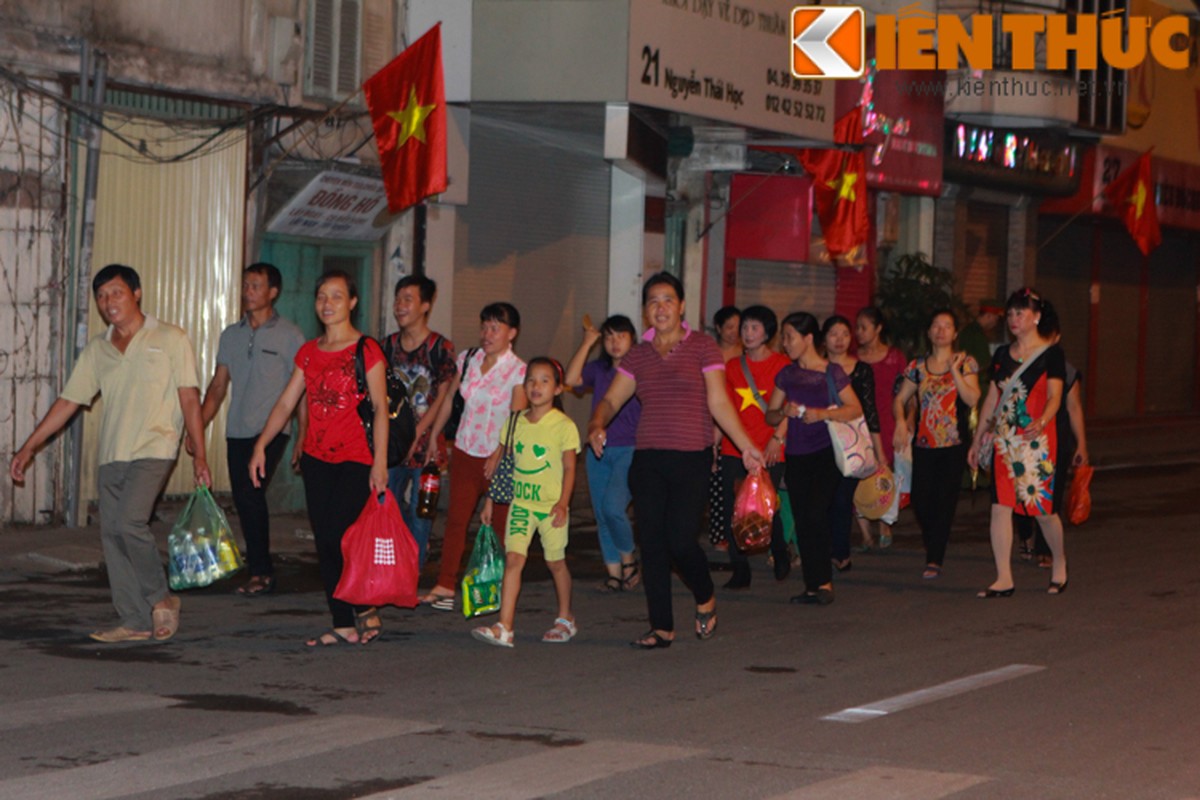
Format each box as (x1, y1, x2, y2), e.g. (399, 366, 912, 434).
(267, 172, 390, 241)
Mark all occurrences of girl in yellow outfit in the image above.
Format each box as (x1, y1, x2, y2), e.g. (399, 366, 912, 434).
(473, 358, 580, 647)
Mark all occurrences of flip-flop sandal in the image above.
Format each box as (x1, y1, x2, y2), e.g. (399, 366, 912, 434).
(541, 617, 577, 643)
(89, 626, 153, 643)
(152, 596, 181, 641)
(695, 609, 717, 640)
(419, 592, 455, 611)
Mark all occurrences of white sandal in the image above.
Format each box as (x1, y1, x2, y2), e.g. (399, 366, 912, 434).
(471, 622, 514, 648)
(541, 617, 577, 643)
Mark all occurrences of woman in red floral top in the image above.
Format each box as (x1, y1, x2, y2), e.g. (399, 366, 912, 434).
(250, 271, 389, 647)
(892, 310, 981, 580)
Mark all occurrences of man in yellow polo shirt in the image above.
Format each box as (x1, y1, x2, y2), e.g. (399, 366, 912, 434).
(9, 264, 210, 643)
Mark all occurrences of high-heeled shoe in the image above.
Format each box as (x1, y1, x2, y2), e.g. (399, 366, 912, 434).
(976, 586, 1015, 598)
(1047, 579, 1068, 595)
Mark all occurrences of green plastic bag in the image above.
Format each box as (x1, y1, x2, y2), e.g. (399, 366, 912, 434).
(461, 524, 503, 618)
(778, 488, 797, 550)
(168, 486, 244, 590)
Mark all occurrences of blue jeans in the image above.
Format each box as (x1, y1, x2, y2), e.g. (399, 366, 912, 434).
(388, 465, 433, 568)
(586, 446, 635, 564)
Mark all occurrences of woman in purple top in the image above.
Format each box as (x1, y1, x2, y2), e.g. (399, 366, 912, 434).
(565, 313, 642, 593)
(588, 273, 764, 649)
(765, 312, 863, 606)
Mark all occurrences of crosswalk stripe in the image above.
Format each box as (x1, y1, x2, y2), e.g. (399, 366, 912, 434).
(822, 663, 1045, 723)
(766, 766, 989, 799)
(0, 693, 179, 731)
(0, 714, 434, 800)
(363, 739, 701, 799)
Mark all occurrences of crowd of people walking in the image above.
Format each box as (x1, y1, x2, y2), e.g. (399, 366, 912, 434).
(7, 263, 1087, 648)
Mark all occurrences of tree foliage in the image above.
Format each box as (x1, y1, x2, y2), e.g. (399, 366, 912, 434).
(874, 252, 968, 359)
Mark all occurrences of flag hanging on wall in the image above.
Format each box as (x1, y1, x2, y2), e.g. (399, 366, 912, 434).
(1103, 150, 1161, 257)
(364, 24, 447, 213)
(799, 106, 868, 257)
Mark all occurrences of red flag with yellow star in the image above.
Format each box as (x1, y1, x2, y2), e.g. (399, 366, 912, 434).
(799, 107, 868, 257)
(1104, 150, 1160, 257)
(364, 24, 447, 213)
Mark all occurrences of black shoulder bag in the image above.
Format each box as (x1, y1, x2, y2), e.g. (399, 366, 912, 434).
(443, 347, 479, 442)
(355, 337, 416, 467)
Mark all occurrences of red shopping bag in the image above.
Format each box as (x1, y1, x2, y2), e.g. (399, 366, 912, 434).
(730, 470, 779, 552)
(1067, 464, 1093, 526)
(334, 491, 419, 608)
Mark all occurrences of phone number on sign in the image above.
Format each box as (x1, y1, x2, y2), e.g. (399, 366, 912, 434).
(765, 94, 826, 122)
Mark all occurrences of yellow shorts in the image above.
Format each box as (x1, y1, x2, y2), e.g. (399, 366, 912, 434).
(505, 502, 568, 561)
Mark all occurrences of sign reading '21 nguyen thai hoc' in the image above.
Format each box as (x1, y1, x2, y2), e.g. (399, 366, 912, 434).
(628, 0, 834, 141)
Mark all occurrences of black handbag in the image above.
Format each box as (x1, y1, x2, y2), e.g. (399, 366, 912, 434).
(443, 347, 479, 442)
(486, 411, 520, 505)
(355, 337, 416, 467)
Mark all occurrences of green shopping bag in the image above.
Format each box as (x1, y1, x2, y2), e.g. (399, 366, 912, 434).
(168, 486, 244, 590)
(777, 488, 798, 550)
(461, 524, 503, 618)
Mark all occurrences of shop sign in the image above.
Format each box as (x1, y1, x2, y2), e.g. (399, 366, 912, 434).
(945, 123, 1080, 196)
(628, 0, 833, 140)
(836, 39, 943, 196)
(267, 172, 390, 241)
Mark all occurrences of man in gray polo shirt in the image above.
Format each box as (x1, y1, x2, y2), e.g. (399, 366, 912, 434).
(196, 263, 306, 596)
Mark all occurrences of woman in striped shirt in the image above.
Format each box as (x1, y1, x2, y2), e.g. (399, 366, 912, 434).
(587, 273, 764, 649)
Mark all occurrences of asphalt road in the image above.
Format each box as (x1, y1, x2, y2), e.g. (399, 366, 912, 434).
(0, 461, 1197, 799)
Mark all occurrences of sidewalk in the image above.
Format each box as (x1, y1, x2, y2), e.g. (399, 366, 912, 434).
(4, 417, 1199, 576)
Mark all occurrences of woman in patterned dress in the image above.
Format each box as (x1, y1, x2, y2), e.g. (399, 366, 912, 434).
(969, 288, 1068, 597)
(854, 306, 907, 549)
(892, 310, 981, 579)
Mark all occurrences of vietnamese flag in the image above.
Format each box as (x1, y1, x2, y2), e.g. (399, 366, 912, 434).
(364, 24, 447, 213)
(1103, 150, 1161, 257)
(799, 106, 868, 257)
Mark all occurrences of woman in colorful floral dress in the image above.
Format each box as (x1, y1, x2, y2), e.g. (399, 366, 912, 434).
(969, 288, 1067, 598)
(892, 310, 980, 580)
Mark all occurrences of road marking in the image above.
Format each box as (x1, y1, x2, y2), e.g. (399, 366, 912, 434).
(367, 739, 700, 799)
(0, 693, 180, 731)
(822, 664, 1045, 723)
(766, 766, 989, 799)
(0, 714, 433, 800)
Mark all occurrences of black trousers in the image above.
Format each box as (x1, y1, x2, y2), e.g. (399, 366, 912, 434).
(227, 434, 288, 577)
(630, 449, 714, 633)
(719, 456, 789, 569)
(784, 447, 842, 592)
(300, 454, 373, 628)
(911, 444, 968, 566)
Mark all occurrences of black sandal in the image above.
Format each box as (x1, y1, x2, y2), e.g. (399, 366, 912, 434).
(355, 608, 383, 645)
(695, 609, 717, 640)
(620, 560, 641, 591)
(599, 576, 624, 594)
(236, 575, 275, 596)
(630, 629, 672, 649)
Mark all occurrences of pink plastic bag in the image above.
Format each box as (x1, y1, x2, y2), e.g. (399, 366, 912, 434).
(730, 470, 779, 552)
(334, 491, 420, 608)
